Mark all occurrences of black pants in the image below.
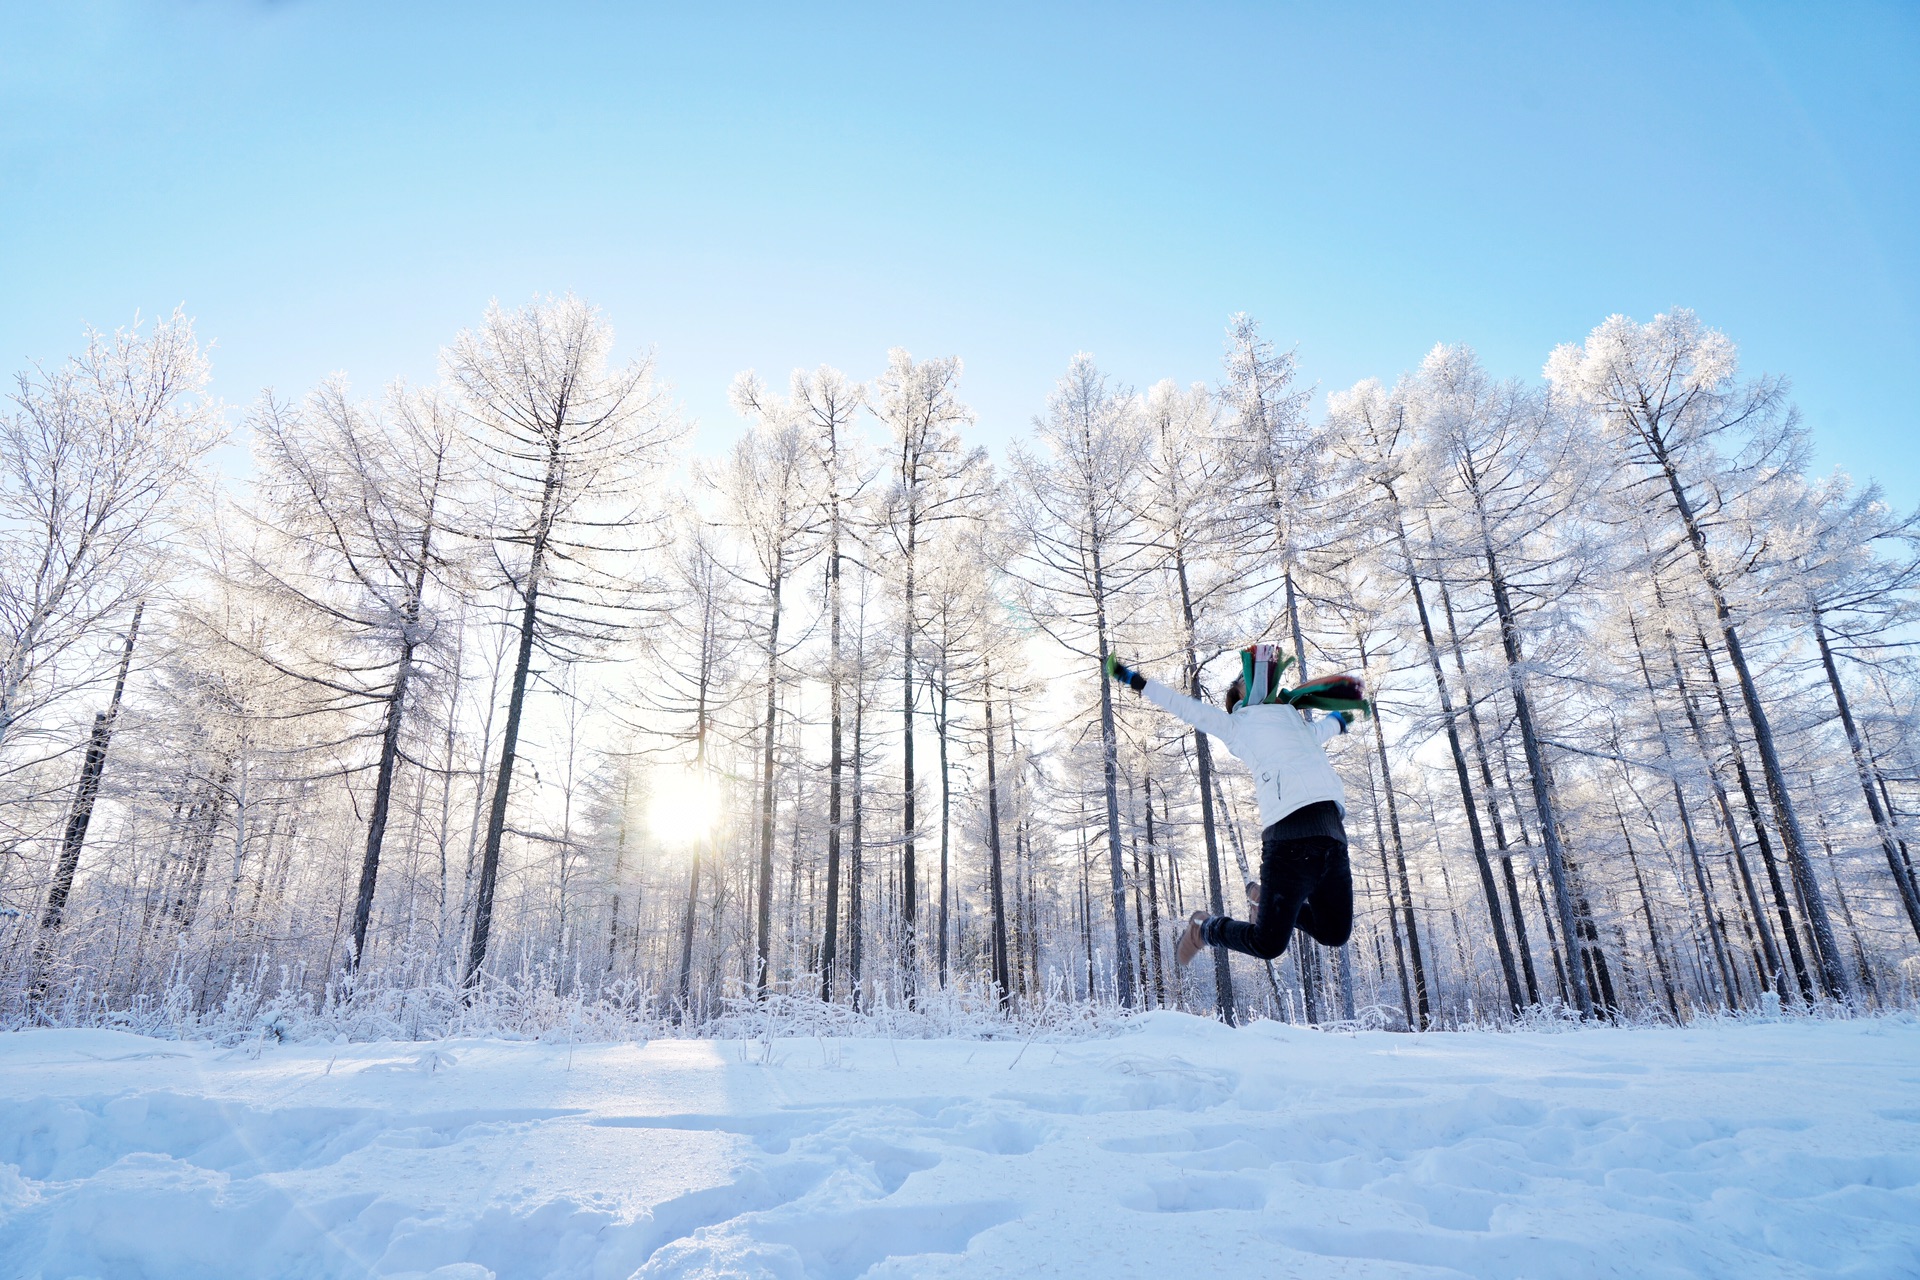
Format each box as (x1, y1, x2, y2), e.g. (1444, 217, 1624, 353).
(1203, 825, 1353, 960)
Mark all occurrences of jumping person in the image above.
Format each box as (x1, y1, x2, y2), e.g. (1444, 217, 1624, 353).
(1102, 644, 1370, 968)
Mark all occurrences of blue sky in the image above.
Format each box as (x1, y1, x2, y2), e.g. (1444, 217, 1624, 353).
(4, 2, 1916, 500)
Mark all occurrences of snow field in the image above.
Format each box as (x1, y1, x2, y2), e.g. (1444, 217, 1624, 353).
(2, 1013, 1918, 1278)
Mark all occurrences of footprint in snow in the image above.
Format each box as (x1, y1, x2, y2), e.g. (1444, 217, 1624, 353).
(359, 1049, 458, 1075)
(1120, 1173, 1267, 1213)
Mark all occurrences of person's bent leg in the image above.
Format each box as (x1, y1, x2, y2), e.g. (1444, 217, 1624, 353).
(1205, 829, 1326, 960)
(1294, 841, 1354, 947)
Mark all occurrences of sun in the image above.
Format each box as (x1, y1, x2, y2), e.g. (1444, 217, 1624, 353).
(650, 765, 721, 847)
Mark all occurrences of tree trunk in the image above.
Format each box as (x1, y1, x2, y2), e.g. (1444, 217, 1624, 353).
(31, 602, 143, 997)
(675, 847, 702, 1020)
(821, 521, 845, 1000)
(1013, 816, 1030, 997)
(37, 602, 141, 937)
(1812, 609, 1920, 941)
(1335, 913, 1357, 1020)
(937, 675, 952, 985)
(849, 678, 866, 1011)
(177, 766, 230, 934)
(1867, 751, 1920, 896)
(1482, 545, 1591, 1017)
(1564, 847, 1617, 1015)
(1618, 807, 1680, 1020)
(1529, 858, 1570, 1005)
(464, 439, 562, 992)
(1128, 803, 1148, 1006)
(1173, 552, 1234, 1021)
(352, 506, 438, 972)
(1282, 569, 1327, 1025)
(1078, 817, 1094, 997)
(432, 619, 465, 964)
(984, 677, 1011, 1008)
(901, 505, 919, 1005)
(1090, 544, 1136, 1008)
(1436, 571, 1536, 1020)
(1694, 626, 1813, 999)
(755, 568, 784, 997)
(1626, 610, 1738, 1008)
(464, 559, 543, 989)
(1388, 504, 1521, 1014)
(1366, 677, 1431, 1028)
(1437, 858, 1474, 1018)
(1654, 447, 1847, 999)
(1006, 694, 1039, 999)
(606, 773, 631, 974)
(1651, 588, 1786, 996)
(1360, 748, 1413, 1026)
(1143, 775, 1166, 1006)
(454, 626, 508, 982)
(1436, 570, 1543, 1008)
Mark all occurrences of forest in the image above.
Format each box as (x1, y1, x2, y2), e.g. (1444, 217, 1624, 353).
(5, 295, 1918, 1037)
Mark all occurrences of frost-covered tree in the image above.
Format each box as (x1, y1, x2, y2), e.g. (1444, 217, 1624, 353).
(15, 298, 1920, 1035)
(1330, 373, 1545, 1015)
(870, 349, 983, 1000)
(1010, 353, 1152, 1009)
(1548, 311, 1849, 1001)
(27, 601, 141, 995)
(1219, 313, 1320, 665)
(718, 382, 821, 996)
(1410, 344, 1606, 1013)
(1138, 377, 1244, 1020)
(1, 310, 221, 758)
(787, 366, 872, 1001)
(446, 295, 678, 990)
(243, 379, 468, 970)
(1771, 474, 1920, 942)
(917, 493, 1001, 987)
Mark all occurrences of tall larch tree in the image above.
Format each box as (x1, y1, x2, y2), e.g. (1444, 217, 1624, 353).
(1010, 353, 1152, 1008)
(871, 348, 983, 1002)
(718, 380, 821, 997)
(1549, 311, 1849, 1001)
(446, 295, 678, 991)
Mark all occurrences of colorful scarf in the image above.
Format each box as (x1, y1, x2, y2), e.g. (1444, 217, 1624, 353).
(1238, 644, 1373, 718)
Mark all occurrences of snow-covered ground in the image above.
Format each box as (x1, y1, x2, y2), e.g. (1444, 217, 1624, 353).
(3, 1014, 1917, 1279)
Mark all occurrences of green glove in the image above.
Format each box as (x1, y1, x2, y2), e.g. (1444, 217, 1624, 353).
(1103, 654, 1146, 693)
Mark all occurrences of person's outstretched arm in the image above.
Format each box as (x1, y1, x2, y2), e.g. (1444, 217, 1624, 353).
(1104, 655, 1234, 739)
(1312, 710, 1354, 746)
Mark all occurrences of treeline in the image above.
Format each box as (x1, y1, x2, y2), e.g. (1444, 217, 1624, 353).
(4, 297, 1918, 1033)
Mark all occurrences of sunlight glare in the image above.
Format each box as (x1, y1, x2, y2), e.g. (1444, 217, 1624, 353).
(650, 766, 720, 846)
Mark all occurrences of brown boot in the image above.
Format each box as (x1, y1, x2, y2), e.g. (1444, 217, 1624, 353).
(1176, 911, 1209, 966)
(1246, 881, 1262, 927)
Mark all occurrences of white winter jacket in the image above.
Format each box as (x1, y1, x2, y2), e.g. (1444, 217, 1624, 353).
(1139, 677, 1348, 828)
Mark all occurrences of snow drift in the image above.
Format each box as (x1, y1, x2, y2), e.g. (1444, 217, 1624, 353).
(3, 1013, 1917, 1278)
